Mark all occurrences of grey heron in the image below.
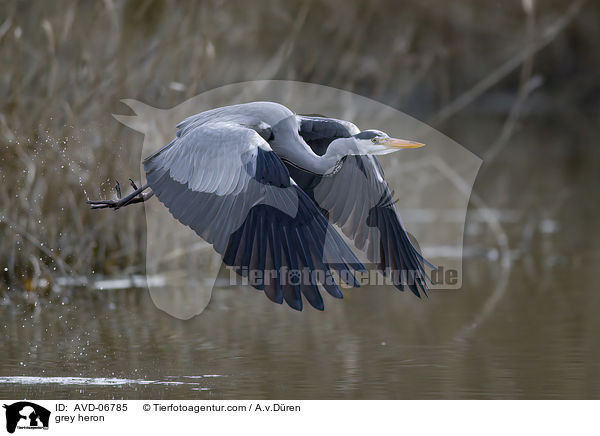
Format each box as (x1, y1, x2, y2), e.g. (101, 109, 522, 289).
(88, 101, 431, 311)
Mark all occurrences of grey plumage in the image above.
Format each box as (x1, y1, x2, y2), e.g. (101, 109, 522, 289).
(140, 101, 429, 310)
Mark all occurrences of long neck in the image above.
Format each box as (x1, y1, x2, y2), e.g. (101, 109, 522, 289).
(289, 148, 343, 175)
(269, 117, 351, 175)
(279, 136, 348, 176)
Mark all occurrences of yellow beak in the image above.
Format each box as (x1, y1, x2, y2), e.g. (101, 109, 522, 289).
(382, 138, 425, 149)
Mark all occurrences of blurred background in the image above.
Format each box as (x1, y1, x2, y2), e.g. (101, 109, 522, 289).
(1, 0, 599, 399)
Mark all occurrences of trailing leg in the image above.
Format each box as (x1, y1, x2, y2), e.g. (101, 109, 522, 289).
(87, 181, 153, 210)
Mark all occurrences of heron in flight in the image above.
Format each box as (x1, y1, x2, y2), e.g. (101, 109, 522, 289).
(89, 101, 430, 311)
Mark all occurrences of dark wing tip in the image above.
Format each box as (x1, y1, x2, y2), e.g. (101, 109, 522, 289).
(219, 186, 362, 311)
(368, 199, 432, 299)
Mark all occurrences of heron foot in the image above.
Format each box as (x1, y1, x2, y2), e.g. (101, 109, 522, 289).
(87, 181, 153, 210)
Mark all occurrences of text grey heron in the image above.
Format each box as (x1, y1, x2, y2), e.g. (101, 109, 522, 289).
(88, 101, 431, 311)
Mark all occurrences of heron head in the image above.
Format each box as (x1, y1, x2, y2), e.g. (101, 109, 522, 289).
(353, 130, 425, 155)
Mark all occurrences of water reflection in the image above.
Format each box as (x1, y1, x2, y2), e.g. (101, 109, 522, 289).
(2, 242, 598, 399)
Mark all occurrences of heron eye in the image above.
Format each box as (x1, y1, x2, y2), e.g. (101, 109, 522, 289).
(371, 138, 378, 143)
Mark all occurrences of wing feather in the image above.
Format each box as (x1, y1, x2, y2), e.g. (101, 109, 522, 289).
(295, 116, 431, 297)
(144, 119, 364, 310)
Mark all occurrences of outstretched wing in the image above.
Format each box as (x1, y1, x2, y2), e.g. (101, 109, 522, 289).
(296, 116, 430, 297)
(143, 121, 364, 311)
